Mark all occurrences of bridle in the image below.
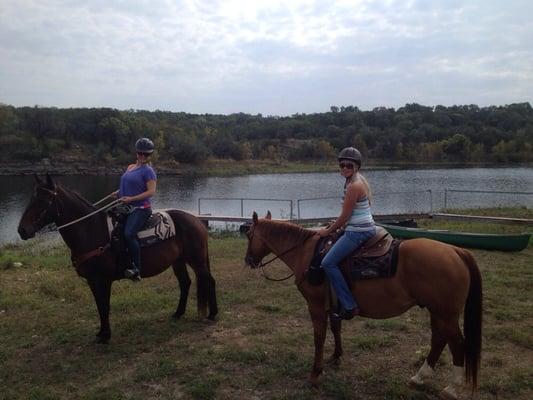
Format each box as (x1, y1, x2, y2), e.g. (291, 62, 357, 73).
(247, 227, 312, 282)
(31, 186, 61, 230)
(31, 186, 121, 231)
(27, 186, 122, 269)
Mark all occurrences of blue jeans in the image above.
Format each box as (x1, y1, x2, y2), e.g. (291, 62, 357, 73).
(321, 228, 376, 311)
(123, 208, 152, 270)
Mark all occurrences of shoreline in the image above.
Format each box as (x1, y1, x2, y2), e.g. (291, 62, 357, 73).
(1, 160, 531, 177)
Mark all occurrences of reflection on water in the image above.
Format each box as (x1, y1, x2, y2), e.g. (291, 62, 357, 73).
(1, 167, 532, 245)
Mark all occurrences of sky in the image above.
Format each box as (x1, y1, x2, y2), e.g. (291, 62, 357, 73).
(0, 0, 531, 116)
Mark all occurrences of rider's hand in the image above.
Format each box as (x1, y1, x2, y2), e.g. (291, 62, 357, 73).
(120, 196, 134, 204)
(318, 228, 330, 237)
(111, 191, 119, 199)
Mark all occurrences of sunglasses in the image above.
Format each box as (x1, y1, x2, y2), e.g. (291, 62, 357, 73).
(137, 152, 151, 157)
(339, 162, 354, 170)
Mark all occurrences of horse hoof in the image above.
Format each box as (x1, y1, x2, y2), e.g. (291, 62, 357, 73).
(95, 330, 110, 344)
(95, 336, 109, 344)
(439, 387, 459, 400)
(206, 313, 217, 322)
(408, 377, 425, 388)
(326, 356, 341, 367)
(171, 313, 183, 321)
(308, 379, 320, 388)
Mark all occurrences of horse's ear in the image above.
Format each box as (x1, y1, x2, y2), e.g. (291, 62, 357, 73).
(252, 212, 258, 224)
(34, 174, 44, 185)
(45, 173, 56, 189)
(266, 210, 272, 220)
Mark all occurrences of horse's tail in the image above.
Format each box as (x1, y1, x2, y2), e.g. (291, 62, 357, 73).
(455, 247, 482, 390)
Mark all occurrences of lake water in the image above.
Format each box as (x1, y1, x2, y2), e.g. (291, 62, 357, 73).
(1, 167, 532, 245)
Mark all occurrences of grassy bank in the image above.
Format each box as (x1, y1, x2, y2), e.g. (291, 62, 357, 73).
(1, 220, 532, 399)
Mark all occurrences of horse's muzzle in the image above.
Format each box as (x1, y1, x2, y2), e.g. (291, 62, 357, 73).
(245, 255, 260, 269)
(18, 226, 34, 240)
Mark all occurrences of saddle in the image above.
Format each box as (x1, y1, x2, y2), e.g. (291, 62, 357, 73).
(306, 226, 401, 285)
(108, 209, 176, 270)
(71, 209, 176, 273)
(108, 209, 176, 247)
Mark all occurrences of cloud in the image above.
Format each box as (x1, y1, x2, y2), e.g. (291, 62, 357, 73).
(0, 0, 531, 115)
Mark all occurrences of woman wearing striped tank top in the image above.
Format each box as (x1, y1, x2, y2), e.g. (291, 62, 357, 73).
(317, 147, 376, 320)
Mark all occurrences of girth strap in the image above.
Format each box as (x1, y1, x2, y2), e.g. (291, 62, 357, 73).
(71, 243, 111, 268)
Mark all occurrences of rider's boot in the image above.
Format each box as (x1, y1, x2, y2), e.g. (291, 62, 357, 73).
(124, 263, 141, 281)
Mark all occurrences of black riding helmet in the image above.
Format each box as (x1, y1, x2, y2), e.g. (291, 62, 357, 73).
(135, 138, 155, 154)
(337, 147, 362, 167)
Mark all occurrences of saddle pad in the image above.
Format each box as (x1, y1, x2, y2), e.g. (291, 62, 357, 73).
(107, 210, 176, 247)
(348, 239, 401, 280)
(137, 211, 176, 246)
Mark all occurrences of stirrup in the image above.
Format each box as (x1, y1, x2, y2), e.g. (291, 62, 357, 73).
(332, 307, 359, 321)
(124, 267, 141, 281)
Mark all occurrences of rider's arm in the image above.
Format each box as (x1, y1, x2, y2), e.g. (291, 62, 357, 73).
(318, 183, 362, 236)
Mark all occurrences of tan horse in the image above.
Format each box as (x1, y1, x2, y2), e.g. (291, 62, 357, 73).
(244, 212, 482, 400)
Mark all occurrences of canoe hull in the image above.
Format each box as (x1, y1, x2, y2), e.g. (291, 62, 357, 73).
(378, 223, 531, 251)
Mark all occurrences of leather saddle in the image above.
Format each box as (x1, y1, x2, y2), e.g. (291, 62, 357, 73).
(307, 226, 401, 285)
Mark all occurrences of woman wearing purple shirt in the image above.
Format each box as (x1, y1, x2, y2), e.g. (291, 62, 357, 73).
(115, 138, 157, 280)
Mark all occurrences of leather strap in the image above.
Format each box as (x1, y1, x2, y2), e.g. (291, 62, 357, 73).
(71, 243, 111, 268)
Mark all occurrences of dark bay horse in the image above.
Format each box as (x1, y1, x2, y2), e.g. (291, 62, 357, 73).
(244, 212, 482, 400)
(17, 175, 218, 343)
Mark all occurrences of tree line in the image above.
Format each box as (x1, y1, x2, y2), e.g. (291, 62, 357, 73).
(0, 102, 532, 165)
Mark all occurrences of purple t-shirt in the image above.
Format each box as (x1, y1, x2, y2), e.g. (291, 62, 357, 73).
(119, 164, 157, 208)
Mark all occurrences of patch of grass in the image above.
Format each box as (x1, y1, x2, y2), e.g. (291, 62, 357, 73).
(350, 334, 396, 351)
(27, 387, 60, 400)
(1, 213, 532, 399)
(256, 303, 283, 313)
(321, 373, 354, 399)
(211, 346, 269, 364)
(364, 318, 409, 332)
(81, 388, 126, 400)
(481, 368, 533, 396)
(183, 376, 220, 400)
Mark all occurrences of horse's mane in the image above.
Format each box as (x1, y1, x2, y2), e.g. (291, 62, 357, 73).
(259, 219, 316, 243)
(58, 184, 96, 211)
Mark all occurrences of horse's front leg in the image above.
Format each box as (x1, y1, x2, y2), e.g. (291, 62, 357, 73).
(87, 274, 112, 344)
(327, 315, 343, 365)
(307, 299, 328, 387)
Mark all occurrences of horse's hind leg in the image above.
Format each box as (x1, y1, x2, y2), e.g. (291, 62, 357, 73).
(409, 313, 446, 386)
(411, 313, 465, 399)
(171, 259, 191, 320)
(442, 317, 465, 400)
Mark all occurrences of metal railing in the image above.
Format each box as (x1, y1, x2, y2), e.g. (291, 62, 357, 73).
(198, 197, 293, 218)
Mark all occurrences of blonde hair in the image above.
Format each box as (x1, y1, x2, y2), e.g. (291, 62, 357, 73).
(358, 173, 372, 203)
(346, 162, 372, 203)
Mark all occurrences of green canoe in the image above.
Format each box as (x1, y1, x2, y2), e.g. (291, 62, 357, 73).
(377, 223, 531, 251)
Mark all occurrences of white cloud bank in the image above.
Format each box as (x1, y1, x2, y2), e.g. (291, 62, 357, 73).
(1, 0, 531, 115)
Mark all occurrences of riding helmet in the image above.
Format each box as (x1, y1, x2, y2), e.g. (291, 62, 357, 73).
(135, 138, 155, 154)
(337, 147, 362, 166)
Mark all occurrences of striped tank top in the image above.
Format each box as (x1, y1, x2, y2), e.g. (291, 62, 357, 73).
(343, 185, 375, 232)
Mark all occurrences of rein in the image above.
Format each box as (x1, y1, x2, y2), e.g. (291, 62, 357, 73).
(36, 188, 121, 230)
(255, 236, 312, 282)
(56, 199, 121, 230)
(34, 189, 122, 268)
